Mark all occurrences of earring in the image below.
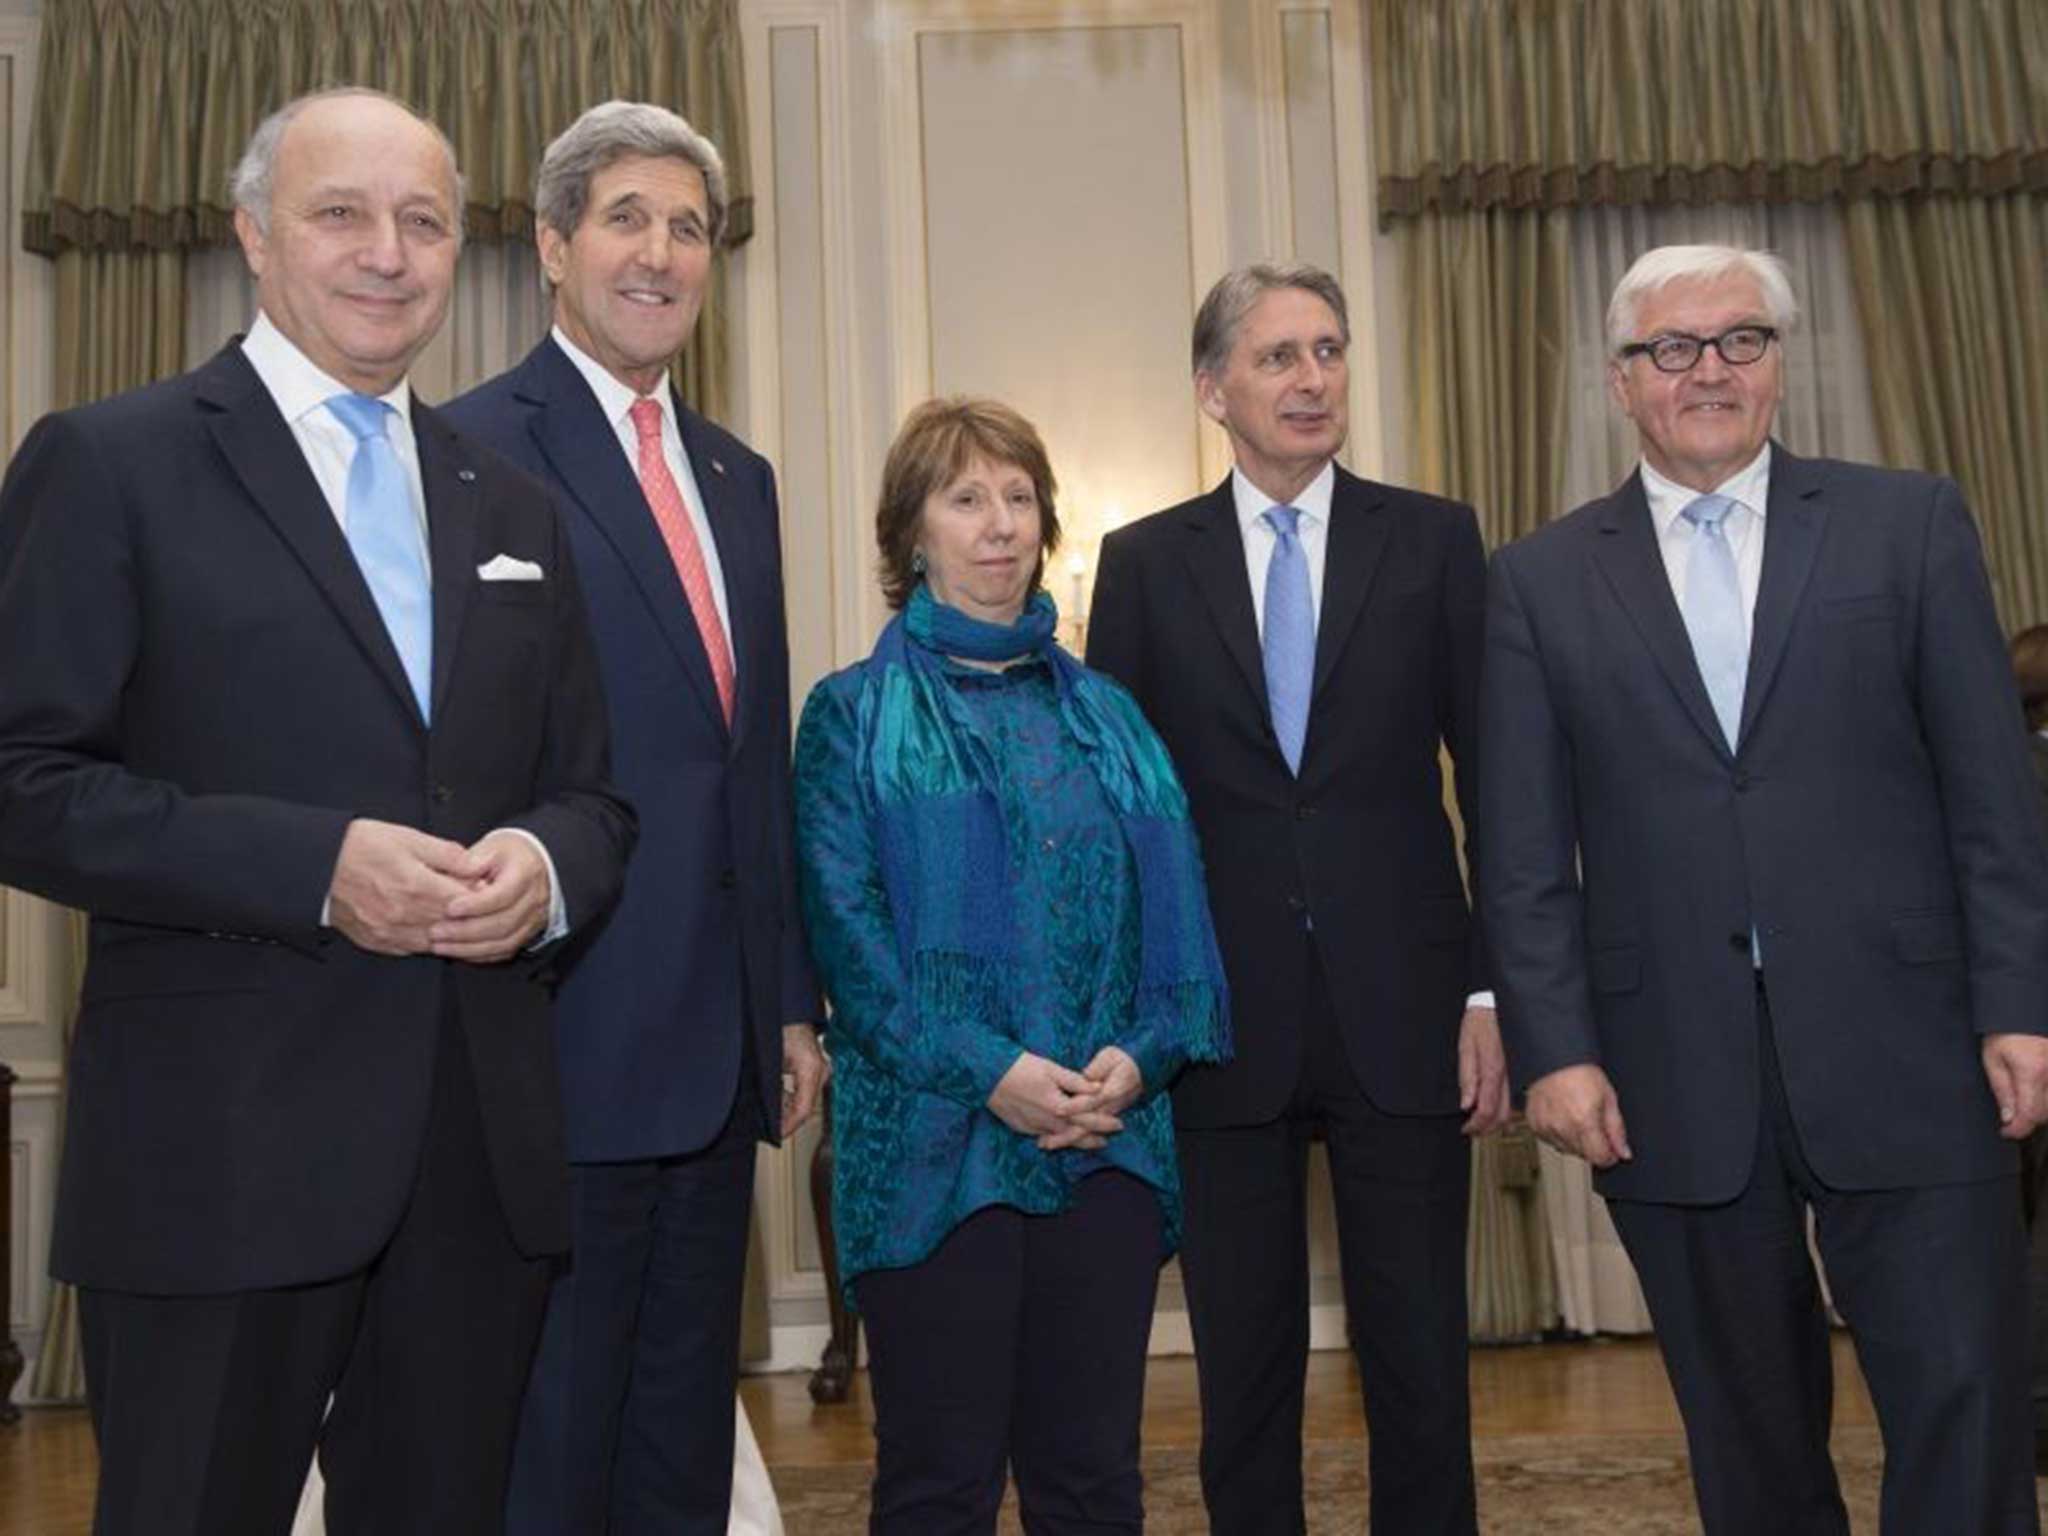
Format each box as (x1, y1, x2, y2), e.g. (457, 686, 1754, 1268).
(911, 549, 927, 575)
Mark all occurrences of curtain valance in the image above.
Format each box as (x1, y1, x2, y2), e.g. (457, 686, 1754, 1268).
(24, 0, 752, 253)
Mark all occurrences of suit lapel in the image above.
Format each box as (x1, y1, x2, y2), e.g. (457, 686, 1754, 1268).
(198, 344, 425, 728)
(1738, 445, 1827, 745)
(676, 395, 753, 752)
(1590, 471, 1732, 758)
(415, 403, 478, 726)
(1310, 469, 1389, 706)
(1178, 482, 1268, 713)
(520, 341, 730, 738)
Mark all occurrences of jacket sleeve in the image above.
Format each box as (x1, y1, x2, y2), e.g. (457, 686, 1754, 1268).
(0, 410, 351, 940)
(792, 677, 1023, 1107)
(1476, 547, 1600, 1091)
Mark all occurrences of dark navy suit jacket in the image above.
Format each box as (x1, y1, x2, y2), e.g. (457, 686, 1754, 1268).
(0, 342, 635, 1292)
(1087, 467, 1490, 1126)
(1480, 446, 2048, 1203)
(447, 338, 820, 1161)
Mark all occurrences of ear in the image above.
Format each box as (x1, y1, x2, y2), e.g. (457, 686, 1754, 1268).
(1606, 359, 1633, 421)
(1194, 371, 1229, 428)
(233, 206, 269, 279)
(536, 222, 570, 288)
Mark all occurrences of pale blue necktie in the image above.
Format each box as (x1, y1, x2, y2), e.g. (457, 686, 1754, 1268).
(329, 393, 432, 722)
(1263, 504, 1314, 775)
(1680, 493, 1746, 752)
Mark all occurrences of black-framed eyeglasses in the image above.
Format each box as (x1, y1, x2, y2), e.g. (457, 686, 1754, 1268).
(1618, 325, 1778, 374)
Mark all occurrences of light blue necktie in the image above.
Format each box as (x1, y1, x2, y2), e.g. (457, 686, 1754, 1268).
(1680, 493, 1746, 752)
(1262, 504, 1314, 775)
(329, 393, 432, 722)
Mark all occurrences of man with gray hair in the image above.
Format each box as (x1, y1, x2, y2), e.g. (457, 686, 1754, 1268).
(446, 100, 825, 1535)
(0, 88, 634, 1533)
(1480, 243, 2048, 1531)
(1088, 263, 1503, 1533)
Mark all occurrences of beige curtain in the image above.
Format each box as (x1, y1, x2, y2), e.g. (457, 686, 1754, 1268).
(1402, 206, 1572, 547)
(24, 0, 749, 420)
(1845, 194, 2048, 629)
(1369, 0, 2048, 222)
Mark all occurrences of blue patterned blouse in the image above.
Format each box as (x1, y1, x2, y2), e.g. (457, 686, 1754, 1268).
(795, 652, 1202, 1297)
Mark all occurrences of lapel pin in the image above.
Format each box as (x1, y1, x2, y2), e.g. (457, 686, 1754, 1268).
(711, 458, 726, 476)
(457, 468, 477, 483)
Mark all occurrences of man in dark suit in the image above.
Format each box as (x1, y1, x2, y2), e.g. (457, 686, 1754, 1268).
(0, 90, 634, 1536)
(1087, 262, 1505, 1535)
(1480, 244, 2048, 1534)
(443, 102, 824, 1536)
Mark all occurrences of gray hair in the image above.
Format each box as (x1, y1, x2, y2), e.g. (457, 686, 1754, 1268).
(535, 101, 729, 251)
(229, 88, 465, 244)
(1606, 245, 1799, 355)
(1192, 263, 1351, 378)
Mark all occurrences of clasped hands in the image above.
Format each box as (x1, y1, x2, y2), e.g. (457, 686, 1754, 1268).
(987, 1046, 1143, 1152)
(327, 818, 551, 963)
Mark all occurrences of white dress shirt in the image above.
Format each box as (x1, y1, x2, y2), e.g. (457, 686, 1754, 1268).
(240, 312, 565, 939)
(1230, 458, 1493, 1016)
(1642, 442, 1772, 625)
(550, 325, 734, 648)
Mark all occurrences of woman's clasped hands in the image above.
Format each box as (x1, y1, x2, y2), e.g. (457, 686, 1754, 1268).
(985, 1046, 1144, 1151)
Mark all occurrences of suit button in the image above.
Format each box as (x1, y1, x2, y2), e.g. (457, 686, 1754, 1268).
(1286, 895, 1307, 914)
(1733, 772, 1751, 792)
(1728, 933, 1750, 952)
(719, 868, 738, 891)
(431, 784, 453, 804)
(1295, 804, 1317, 820)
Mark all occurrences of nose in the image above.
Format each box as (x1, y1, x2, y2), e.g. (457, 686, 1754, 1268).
(1294, 354, 1327, 395)
(633, 223, 675, 270)
(359, 214, 407, 276)
(1691, 341, 1733, 382)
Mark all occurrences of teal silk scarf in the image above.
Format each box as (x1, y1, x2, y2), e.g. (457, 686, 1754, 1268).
(861, 585, 1231, 1071)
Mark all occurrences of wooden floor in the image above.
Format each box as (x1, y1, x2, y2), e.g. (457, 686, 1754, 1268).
(0, 1336, 1875, 1532)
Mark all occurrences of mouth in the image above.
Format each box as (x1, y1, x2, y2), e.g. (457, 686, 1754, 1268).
(618, 288, 678, 308)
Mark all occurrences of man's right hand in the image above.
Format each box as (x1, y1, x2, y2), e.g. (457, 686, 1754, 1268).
(327, 819, 479, 955)
(1524, 1062, 1633, 1169)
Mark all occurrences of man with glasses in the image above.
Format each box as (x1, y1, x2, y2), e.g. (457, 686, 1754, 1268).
(1479, 244, 2048, 1534)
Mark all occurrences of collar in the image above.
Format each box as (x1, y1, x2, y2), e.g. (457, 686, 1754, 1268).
(551, 324, 673, 440)
(241, 310, 412, 426)
(1231, 459, 1336, 539)
(1641, 442, 1772, 538)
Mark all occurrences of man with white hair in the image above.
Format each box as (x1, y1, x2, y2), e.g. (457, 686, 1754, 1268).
(1479, 243, 2048, 1532)
(446, 102, 825, 1535)
(0, 89, 634, 1533)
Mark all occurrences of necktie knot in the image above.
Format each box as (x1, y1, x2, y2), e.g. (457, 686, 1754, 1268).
(629, 396, 664, 446)
(1682, 492, 1735, 533)
(327, 392, 393, 443)
(1265, 504, 1303, 542)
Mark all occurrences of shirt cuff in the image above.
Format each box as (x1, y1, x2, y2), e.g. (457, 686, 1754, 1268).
(492, 827, 569, 946)
(1465, 990, 1497, 1012)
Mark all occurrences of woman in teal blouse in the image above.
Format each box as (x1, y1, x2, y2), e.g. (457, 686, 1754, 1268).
(794, 397, 1230, 1534)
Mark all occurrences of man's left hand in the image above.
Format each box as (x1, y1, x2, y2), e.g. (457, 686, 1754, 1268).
(1981, 1033, 2048, 1141)
(1458, 1005, 1511, 1136)
(781, 1024, 831, 1138)
(430, 830, 551, 963)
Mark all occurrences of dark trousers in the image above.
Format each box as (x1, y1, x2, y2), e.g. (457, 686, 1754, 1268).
(856, 1169, 1164, 1536)
(1175, 943, 1476, 1536)
(1608, 981, 2038, 1536)
(80, 1000, 551, 1536)
(504, 1057, 763, 1536)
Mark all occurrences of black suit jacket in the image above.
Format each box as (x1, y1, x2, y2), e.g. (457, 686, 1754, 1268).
(445, 339, 820, 1161)
(1087, 466, 1489, 1126)
(0, 342, 636, 1294)
(1480, 446, 2048, 1203)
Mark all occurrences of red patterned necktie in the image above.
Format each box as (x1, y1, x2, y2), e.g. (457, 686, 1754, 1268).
(630, 397, 735, 724)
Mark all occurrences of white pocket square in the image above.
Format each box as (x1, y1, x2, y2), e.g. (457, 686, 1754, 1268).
(477, 554, 545, 582)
